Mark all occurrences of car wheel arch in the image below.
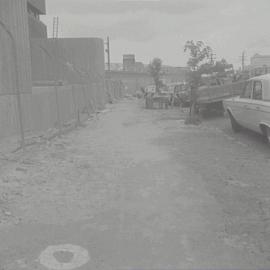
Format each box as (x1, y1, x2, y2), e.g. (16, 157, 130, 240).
(259, 122, 270, 143)
(227, 108, 241, 132)
(259, 122, 270, 132)
(226, 108, 234, 118)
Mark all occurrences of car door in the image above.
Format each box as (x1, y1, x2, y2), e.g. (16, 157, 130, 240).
(231, 80, 253, 128)
(246, 80, 264, 132)
(249, 80, 270, 133)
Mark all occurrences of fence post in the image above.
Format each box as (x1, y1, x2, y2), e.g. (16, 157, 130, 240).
(54, 83, 62, 134)
(14, 48, 25, 150)
(52, 17, 62, 135)
(71, 84, 79, 125)
(0, 20, 25, 150)
(82, 84, 90, 117)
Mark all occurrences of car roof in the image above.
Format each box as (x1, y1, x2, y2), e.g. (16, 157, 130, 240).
(249, 74, 270, 82)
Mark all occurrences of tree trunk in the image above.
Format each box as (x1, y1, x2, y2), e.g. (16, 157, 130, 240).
(185, 87, 200, 125)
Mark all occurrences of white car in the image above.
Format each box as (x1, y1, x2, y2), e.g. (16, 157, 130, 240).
(224, 74, 270, 144)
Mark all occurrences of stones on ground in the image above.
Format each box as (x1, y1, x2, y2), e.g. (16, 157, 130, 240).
(2, 177, 10, 183)
(14, 218, 21, 225)
(16, 167, 27, 173)
(3, 211, 12, 217)
(21, 159, 35, 165)
(16, 259, 28, 269)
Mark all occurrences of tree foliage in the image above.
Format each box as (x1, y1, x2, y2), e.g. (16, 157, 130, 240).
(184, 40, 213, 124)
(184, 41, 234, 86)
(184, 40, 213, 89)
(213, 58, 233, 75)
(149, 58, 163, 93)
(184, 40, 213, 71)
(183, 40, 234, 124)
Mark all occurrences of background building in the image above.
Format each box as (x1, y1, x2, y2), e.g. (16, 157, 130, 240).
(123, 54, 136, 72)
(135, 62, 145, 73)
(106, 54, 188, 94)
(250, 54, 270, 77)
(107, 54, 189, 94)
(250, 54, 270, 68)
(110, 63, 123, 71)
(106, 70, 152, 94)
(162, 66, 189, 84)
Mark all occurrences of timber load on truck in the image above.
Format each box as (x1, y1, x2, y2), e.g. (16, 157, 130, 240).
(197, 80, 247, 115)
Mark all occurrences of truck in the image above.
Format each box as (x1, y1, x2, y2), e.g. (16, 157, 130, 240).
(196, 80, 247, 115)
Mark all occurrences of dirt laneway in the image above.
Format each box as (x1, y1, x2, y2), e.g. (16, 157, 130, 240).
(0, 98, 270, 269)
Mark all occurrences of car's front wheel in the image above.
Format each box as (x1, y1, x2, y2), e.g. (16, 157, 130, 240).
(228, 110, 241, 132)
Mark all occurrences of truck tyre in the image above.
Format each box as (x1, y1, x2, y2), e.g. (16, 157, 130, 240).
(228, 110, 241, 132)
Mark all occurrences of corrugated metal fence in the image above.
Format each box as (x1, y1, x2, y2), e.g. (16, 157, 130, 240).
(0, 1, 124, 148)
(0, 80, 124, 146)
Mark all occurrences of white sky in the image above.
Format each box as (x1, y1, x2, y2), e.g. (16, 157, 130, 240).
(41, 0, 270, 68)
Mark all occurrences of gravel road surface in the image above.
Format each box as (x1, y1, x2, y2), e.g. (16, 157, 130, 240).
(0, 98, 270, 269)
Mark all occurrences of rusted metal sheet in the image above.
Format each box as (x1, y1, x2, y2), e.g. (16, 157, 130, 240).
(30, 38, 105, 83)
(56, 38, 105, 80)
(27, 0, 46, 14)
(30, 38, 83, 84)
(28, 13, 47, 38)
(51, 38, 106, 109)
(197, 81, 246, 104)
(0, 0, 32, 94)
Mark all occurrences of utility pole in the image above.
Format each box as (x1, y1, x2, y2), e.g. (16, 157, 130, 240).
(105, 36, 111, 71)
(52, 16, 62, 134)
(53, 16, 59, 39)
(241, 51, 246, 71)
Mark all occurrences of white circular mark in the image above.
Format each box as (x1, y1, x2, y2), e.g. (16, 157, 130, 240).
(39, 244, 90, 270)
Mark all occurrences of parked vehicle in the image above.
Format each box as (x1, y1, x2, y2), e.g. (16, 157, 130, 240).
(223, 74, 270, 143)
(197, 80, 246, 115)
(145, 85, 156, 94)
(145, 92, 170, 109)
(167, 82, 190, 107)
